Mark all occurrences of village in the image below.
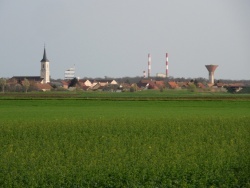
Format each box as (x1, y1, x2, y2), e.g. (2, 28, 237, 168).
(0, 47, 249, 93)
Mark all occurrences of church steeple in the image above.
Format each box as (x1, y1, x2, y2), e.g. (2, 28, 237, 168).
(41, 46, 49, 62)
(40, 45, 50, 83)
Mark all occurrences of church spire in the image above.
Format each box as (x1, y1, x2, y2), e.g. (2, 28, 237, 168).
(40, 45, 49, 62)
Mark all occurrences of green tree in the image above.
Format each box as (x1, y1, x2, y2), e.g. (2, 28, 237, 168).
(130, 83, 138, 92)
(68, 78, 79, 88)
(159, 86, 164, 92)
(0, 78, 7, 93)
(23, 78, 30, 93)
(11, 78, 18, 92)
(194, 79, 199, 87)
(188, 83, 196, 92)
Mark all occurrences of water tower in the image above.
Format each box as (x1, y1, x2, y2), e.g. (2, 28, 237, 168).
(205, 65, 218, 84)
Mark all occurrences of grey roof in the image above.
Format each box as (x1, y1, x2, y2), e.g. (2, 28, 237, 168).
(40, 47, 49, 62)
(12, 76, 43, 82)
(89, 79, 115, 83)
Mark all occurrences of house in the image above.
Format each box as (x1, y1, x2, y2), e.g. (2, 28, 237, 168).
(34, 83, 52, 91)
(155, 81, 165, 89)
(61, 80, 69, 89)
(137, 79, 156, 89)
(177, 82, 189, 89)
(137, 79, 167, 90)
(82, 85, 91, 91)
(89, 79, 118, 86)
(78, 79, 92, 87)
(167, 81, 179, 89)
(196, 82, 206, 89)
(147, 81, 158, 90)
(216, 83, 227, 88)
(91, 83, 102, 91)
(137, 80, 148, 89)
(78, 79, 92, 91)
(119, 83, 132, 92)
(207, 83, 215, 88)
(102, 83, 119, 92)
(226, 83, 245, 93)
(87, 79, 118, 91)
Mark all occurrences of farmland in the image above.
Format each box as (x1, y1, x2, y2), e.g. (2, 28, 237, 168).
(0, 92, 250, 187)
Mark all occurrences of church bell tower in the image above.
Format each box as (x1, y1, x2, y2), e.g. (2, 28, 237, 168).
(40, 46, 50, 83)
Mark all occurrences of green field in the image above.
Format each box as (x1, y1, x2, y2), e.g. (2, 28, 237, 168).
(0, 95, 250, 187)
(1, 89, 250, 100)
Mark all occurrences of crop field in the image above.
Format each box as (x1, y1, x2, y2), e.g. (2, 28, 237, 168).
(0, 95, 250, 187)
(2, 89, 250, 100)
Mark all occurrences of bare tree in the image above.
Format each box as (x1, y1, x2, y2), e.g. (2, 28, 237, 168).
(12, 78, 18, 91)
(0, 78, 7, 93)
(23, 78, 30, 93)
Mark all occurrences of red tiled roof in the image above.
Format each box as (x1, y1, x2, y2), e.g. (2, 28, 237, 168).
(148, 82, 158, 89)
(61, 81, 69, 85)
(228, 83, 244, 87)
(120, 83, 131, 88)
(35, 83, 52, 90)
(168, 81, 179, 89)
(177, 82, 188, 88)
(155, 81, 165, 88)
(216, 83, 226, 87)
(197, 82, 205, 88)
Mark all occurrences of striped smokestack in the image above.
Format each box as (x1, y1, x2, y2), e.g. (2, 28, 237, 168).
(166, 53, 169, 77)
(148, 53, 151, 78)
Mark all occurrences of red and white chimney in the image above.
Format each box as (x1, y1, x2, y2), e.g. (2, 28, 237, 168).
(148, 53, 151, 78)
(166, 53, 169, 78)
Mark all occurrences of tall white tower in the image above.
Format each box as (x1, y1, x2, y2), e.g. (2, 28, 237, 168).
(40, 46, 50, 83)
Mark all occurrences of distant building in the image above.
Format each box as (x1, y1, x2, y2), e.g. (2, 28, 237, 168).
(64, 67, 75, 80)
(156, 73, 167, 78)
(137, 79, 159, 90)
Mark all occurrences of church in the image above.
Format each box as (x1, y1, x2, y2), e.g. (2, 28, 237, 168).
(11, 47, 50, 83)
(9, 47, 52, 91)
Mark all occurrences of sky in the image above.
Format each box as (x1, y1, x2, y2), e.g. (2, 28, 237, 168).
(0, 0, 249, 80)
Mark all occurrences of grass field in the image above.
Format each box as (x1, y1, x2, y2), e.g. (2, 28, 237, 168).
(0, 94, 250, 187)
(1, 89, 250, 100)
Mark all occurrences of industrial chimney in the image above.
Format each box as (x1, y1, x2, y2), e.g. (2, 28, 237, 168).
(205, 65, 218, 84)
(148, 53, 151, 78)
(166, 53, 169, 78)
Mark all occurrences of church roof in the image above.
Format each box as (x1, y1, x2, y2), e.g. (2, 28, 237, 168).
(40, 47, 49, 62)
(11, 76, 43, 82)
(11, 76, 44, 84)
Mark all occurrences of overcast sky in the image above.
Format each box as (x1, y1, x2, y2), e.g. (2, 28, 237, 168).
(0, 0, 249, 80)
